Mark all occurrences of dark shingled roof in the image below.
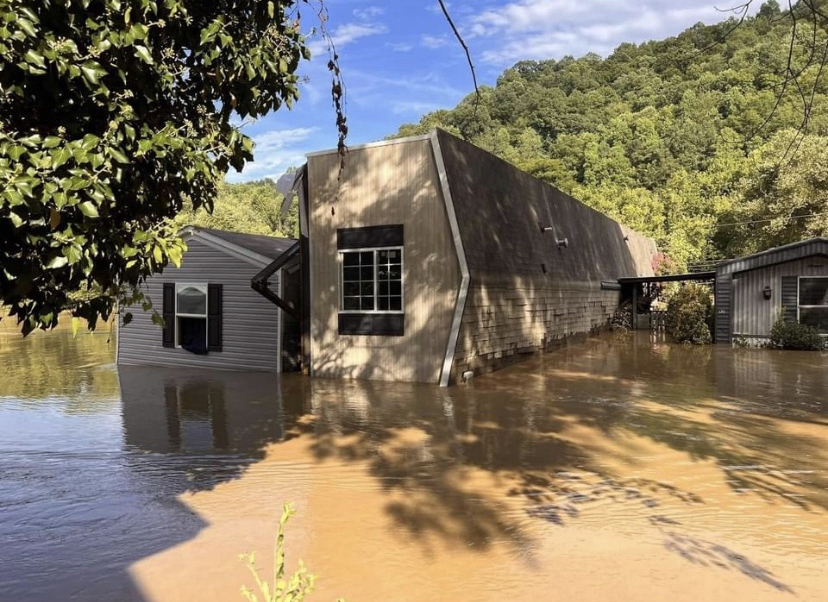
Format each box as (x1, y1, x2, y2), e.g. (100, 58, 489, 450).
(194, 227, 297, 260)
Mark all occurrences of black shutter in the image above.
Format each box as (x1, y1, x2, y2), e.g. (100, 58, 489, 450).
(162, 283, 175, 348)
(781, 276, 798, 322)
(207, 283, 223, 352)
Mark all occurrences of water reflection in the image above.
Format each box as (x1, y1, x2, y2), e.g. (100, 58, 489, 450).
(1, 330, 827, 602)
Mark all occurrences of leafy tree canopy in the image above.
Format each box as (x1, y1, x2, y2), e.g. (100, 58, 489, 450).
(394, 0, 828, 270)
(0, 0, 308, 333)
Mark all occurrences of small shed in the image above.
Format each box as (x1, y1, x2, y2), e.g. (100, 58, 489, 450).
(714, 237, 828, 343)
(117, 226, 299, 372)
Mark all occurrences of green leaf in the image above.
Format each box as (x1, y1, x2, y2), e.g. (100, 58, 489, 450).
(46, 255, 69, 269)
(122, 312, 133, 325)
(43, 136, 62, 148)
(109, 147, 129, 163)
(23, 49, 45, 69)
(78, 201, 99, 217)
(80, 61, 104, 85)
(134, 44, 153, 64)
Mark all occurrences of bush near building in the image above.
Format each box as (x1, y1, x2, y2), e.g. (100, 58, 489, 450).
(769, 315, 826, 351)
(665, 283, 713, 345)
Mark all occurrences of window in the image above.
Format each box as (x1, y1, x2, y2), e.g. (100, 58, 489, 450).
(799, 277, 828, 333)
(336, 224, 404, 336)
(176, 283, 208, 350)
(162, 283, 223, 351)
(340, 248, 403, 312)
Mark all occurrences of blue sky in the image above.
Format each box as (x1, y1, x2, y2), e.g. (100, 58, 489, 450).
(229, 0, 761, 182)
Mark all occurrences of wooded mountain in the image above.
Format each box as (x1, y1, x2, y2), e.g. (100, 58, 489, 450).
(394, 0, 828, 270)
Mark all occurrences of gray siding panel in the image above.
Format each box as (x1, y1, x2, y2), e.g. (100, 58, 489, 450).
(117, 238, 281, 372)
(725, 257, 828, 340)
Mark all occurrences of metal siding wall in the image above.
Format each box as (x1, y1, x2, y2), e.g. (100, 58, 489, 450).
(117, 238, 282, 371)
(730, 257, 828, 338)
(307, 139, 460, 383)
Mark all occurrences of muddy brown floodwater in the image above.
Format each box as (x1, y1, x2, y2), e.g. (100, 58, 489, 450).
(1, 323, 827, 602)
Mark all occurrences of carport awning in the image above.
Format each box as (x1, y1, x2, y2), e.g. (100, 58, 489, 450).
(617, 271, 716, 284)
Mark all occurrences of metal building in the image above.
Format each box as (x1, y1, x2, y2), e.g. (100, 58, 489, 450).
(714, 237, 828, 344)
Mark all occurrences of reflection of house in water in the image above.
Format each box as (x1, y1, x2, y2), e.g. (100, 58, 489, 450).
(119, 366, 301, 455)
(714, 347, 828, 416)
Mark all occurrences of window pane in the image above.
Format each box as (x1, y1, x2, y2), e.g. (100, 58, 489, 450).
(343, 297, 360, 311)
(389, 266, 401, 280)
(799, 278, 828, 305)
(378, 282, 388, 295)
(178, 316, 207, 348)
(343, 267, 360, 282)
(378, 297, 389, 311)
(389, 281, 401, 296)
(360, 251, 374, 265)
(390, 297, 402, 311)
(343, 282, 360, 297)
(361, 267, 374, 280)
(361, 297, 374, 311)
(177, 287, 206, 315)
(387, 249, 400, 262)
(343, 252, 360, 267)
(361, 282, 374, 296)
(800, 307, 828, 333)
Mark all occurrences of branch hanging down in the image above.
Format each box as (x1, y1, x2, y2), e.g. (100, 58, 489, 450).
(437, 0, 480, 108)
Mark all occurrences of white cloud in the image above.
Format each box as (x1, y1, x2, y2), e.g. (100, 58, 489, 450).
(387, 41, 413, 52)
(308, 22, 388, 57)
(465, 0, 760, 64)
(228, 127, 316, 182)
(421, 34, 449, 49)
(391, 100, 445, 115)
(353, 6, 384, 21)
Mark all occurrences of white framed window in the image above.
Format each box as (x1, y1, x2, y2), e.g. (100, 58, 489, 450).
(798, 276, 828, 334)
(339, 247, 404, 313)
(176, 283, 208, 348)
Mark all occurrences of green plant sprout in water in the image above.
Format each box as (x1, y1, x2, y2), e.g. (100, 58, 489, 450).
(240, 504, 345, 602)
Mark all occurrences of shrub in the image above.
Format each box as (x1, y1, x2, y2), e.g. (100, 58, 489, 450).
(240, 504, 345, 602)
(768, 315, 826, 350)
(665, 283, 713, 345)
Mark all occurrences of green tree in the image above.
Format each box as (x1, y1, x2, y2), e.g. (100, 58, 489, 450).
(0, 0, 308, 333)
(175, 179, 298, 238)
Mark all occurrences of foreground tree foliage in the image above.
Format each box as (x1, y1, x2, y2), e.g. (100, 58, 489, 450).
(395, 0, 828, 269)
(0, 0, 309, 333)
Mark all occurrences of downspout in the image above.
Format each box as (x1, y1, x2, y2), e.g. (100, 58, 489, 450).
(251, 241, 301, 320)
(431, 130, 470, 387)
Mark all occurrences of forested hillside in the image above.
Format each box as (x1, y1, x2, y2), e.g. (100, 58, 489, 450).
(395, 0, 828, 270)
(175, 179, 298, 239)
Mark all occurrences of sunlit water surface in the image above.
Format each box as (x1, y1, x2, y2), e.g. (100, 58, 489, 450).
(1, 322, 827, 602)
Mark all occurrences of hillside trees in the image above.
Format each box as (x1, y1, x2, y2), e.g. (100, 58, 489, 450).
(394, 1, 828, 269)
(0, 0, 309, 333)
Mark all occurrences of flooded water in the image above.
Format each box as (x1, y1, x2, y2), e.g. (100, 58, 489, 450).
(1, 324, 827, 602)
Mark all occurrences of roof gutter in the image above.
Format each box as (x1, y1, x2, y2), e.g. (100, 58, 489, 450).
(251, 241, 301, 320)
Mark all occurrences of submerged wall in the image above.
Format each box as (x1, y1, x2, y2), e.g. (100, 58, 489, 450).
(436, 131, 656, 382)
(117, 238, 282, 372)
(306, 136, 460, 383)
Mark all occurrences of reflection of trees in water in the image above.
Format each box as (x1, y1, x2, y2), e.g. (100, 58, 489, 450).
(0, 326, 118, 403)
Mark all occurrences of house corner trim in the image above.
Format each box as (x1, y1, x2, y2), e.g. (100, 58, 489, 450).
(431, 131, 470, 387)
